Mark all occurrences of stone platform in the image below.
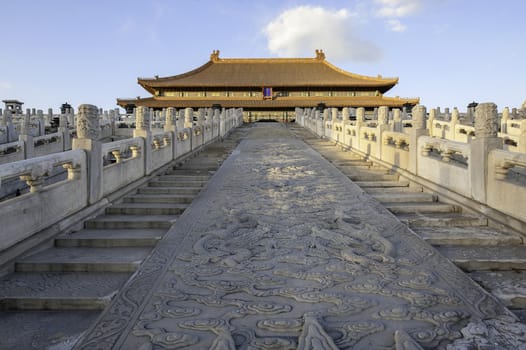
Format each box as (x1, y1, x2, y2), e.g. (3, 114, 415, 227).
(75, 124, 524, 349)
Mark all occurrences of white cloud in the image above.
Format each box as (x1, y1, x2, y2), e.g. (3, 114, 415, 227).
(387, 19, 407, 32)
(374, 0, 423, 17)
(374, 0, 423, 32)
(264, 6, 382, 62)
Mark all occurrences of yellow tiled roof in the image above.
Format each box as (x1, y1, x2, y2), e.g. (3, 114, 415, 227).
(138, 51, 399, 93)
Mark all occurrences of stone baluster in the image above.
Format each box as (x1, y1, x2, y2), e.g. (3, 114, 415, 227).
(134, 106, 153, 175)
(409, 105, 429, 174)
(36, 110, 45, 136)
(164, 107, 177, 158)
(184, 108, 194, 129)
(219, 108, 227, 138)
(428, 108, 436, 135)
(376, 106, 390, 159)
(46, 108, 53, 127)
(471, 103, 503, 202)
(19, 110, 34, 159)
(393, 109, 402, 132)
(176, 109, 185, 130)
(450, 107, 459, 140)
(4, 109, 17, 142)
(73, 104, 102, 204)
(501, 107, 509, 134)
(0, 108, 6, 127)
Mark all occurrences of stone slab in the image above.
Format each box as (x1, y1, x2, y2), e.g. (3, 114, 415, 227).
(75, 124, 518, 349)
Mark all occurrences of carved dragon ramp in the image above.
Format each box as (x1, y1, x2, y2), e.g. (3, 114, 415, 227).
(76, 124, 523, 349)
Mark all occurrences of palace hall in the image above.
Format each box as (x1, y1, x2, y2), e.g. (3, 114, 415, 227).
(117, 50, 419, 122)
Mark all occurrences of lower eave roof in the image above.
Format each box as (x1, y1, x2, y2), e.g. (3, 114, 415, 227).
(117, 96, 419, 109)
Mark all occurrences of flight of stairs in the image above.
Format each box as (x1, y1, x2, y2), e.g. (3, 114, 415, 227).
(0, 129, 247, 349)
(294, 127, 526, 322)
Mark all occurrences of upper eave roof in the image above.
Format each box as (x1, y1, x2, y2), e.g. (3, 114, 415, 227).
(138, 50, 399, 93)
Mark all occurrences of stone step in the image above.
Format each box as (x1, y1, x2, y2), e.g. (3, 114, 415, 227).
(469, 271, 526, 309)
(159, 174, 210, 181)
(437, 245, 526, 271)
(354, 180, 410, 188)
(85, 215, 176, 229)
(106, 203, 186, 215)
(348, 173, 399, 181)
(330, 160, 372, 167)
(412, 226, 523, 246)
(55, 229, 165, 247)
(0, 272, 131, 310)
(338, 166, 390, 174)
(148, 179, 208, 187)
(365, 186, 423, 193)
(123, 194, 195, 204)
(397, 213, 488, 227)
(15, 247, 152, 273)
(138, 186, 202, 195)
(384, 202, 459, 214)
(372, 192, 437, 203)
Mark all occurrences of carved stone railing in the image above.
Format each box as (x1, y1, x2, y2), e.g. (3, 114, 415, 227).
(297, 103, 525, 231)
(0, 105, 243, 262)
(0, 150, 87, 251)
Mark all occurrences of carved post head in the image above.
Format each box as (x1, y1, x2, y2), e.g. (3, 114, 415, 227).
(474, 102, 498, 138)
(323, 109, 330, 121)
(135, 106, 151, 131)
(378, 106, 389, 125)
(76, 104, 100, 139)
(411, 105, 427, 130)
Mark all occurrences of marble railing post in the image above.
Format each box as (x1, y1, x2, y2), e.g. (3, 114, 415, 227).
(470, 103, 503, 203)
(392, 109, 402, 132)
(376, 106, 390, 159)
(134, 106, 153, 175)
(57, 111, 72, 151)
(213, 108, 220, 138)
(164, 107, 177, 158)
(19, 110, 34, 159)
(518, 120, 526, 153)
(501, 107, 509, 134)
(409, 105, 429, 174)
(355, 107, 365, 151)
(184, 108, 194, 129)
(428, 108, 436, 136)
(219, 109, 227, 138)
(451, 107, 459, 140)
(36, 110, 45, 136)
(73, 104, 102, 204)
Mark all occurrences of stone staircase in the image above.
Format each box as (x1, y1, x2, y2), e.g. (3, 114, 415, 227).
(294, 127, 526, 322)
(0, 129, 246, 349)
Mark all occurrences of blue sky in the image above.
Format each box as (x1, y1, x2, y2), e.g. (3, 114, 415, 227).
(1, 0, 525, 112)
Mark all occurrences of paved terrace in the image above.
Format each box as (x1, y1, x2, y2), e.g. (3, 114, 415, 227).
(68, 123, 522, 349)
